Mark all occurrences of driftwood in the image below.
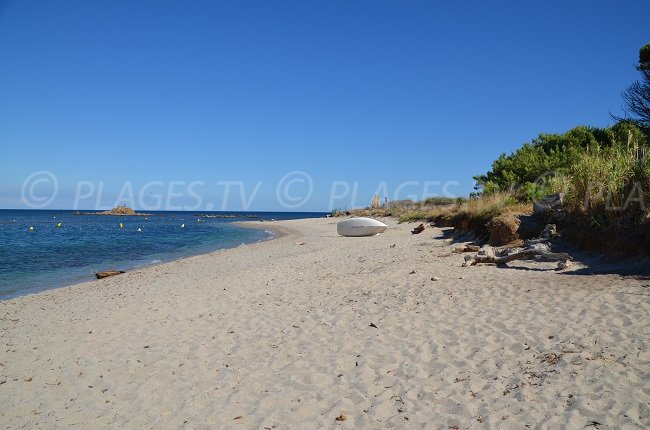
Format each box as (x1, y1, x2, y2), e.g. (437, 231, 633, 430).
(95, 271, 125, 279)
(453, 244, 481, 253)
(462, 223, 573, 269)
(521, 224, 559, 247)
(463, 249, 572, 267)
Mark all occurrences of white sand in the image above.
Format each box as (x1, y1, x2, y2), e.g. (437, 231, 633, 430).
(1, 218, 649, 429)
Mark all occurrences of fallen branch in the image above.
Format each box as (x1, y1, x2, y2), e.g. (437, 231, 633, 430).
(453, 244, 481, 253)
(462, 223, 573, 269)
(463, 249, 572, 267)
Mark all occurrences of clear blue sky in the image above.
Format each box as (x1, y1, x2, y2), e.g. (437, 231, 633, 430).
(1, 0, 648, 211)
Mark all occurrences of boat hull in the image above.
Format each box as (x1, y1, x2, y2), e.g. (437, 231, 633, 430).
(337, 217, 388, 237)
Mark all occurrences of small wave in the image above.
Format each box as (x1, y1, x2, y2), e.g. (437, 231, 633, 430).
(133, 259, 163, 268)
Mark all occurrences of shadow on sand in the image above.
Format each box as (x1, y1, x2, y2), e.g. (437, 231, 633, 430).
(431, 226, 650, 280)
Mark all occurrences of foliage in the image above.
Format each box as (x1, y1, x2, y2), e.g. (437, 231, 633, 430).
(474, 122, 648, 202)
(563, 143, 650, 224)
(470, 118, 649, 237)
(422, 196, 460, 206)
(638, 42, 650, 69)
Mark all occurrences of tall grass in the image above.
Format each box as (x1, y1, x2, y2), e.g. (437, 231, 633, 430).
(549, 144, 650, 226)
(397, 192, 530, 225)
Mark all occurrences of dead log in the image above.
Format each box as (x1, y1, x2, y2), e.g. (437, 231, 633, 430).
(95, 271, 125, 279)
(463, 249, 572, 267)
(478, 245, 496, 258)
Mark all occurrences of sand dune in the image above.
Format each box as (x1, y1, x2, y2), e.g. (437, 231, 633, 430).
(1, 218, 649, 429)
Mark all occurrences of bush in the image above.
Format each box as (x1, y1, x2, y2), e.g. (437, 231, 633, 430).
(474, 123, 648, 201)
(473, 121, 649, 233)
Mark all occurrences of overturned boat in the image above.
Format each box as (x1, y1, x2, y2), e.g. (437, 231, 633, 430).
(337, 217, 388, 237)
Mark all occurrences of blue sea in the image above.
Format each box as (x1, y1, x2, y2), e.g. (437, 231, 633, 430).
(0, 210, 326, 299)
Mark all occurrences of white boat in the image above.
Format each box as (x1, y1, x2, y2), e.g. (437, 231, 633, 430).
(337, 217, 388, 237)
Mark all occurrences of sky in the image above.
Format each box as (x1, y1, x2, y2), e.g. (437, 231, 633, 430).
(1, 0, 648, 211)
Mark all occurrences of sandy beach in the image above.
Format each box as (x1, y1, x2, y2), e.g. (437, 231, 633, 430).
(1, 218, 649, 429)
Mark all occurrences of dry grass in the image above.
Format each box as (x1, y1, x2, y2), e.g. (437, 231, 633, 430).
(338, 192, 531, 236)
(396, 192, 529, 224)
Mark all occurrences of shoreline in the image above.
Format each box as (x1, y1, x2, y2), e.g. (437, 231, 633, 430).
(0, 220, 292, 302)
(1, 218, 648, 428)
(232, 220, 294, 239)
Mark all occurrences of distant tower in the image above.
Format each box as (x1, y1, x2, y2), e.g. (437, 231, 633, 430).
(371, 195, 380, 209)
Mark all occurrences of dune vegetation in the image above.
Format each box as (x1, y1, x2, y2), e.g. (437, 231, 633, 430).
(344, 43, 650, 254)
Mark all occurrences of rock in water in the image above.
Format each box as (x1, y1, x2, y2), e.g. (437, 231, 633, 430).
(95, 271, 125, 279)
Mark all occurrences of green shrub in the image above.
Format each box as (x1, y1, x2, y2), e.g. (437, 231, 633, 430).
(474, 123, 648, 196)
(473, 121, 649, 232)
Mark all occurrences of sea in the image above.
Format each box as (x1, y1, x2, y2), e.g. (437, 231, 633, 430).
(0, 210, 327, 299)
